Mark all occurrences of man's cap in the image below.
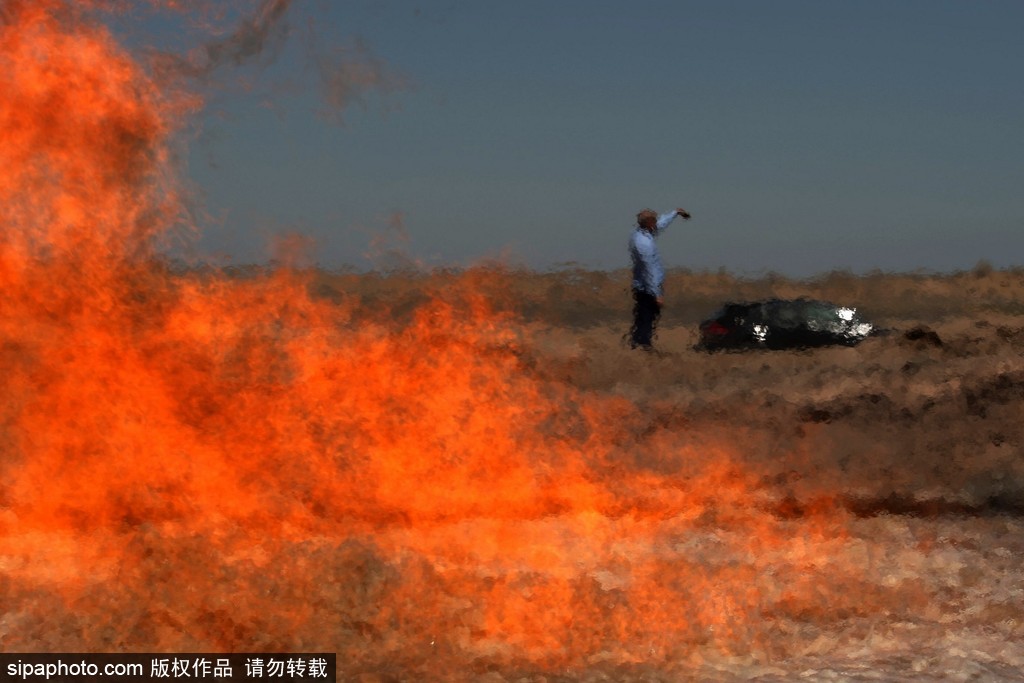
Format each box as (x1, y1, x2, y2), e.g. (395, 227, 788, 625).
(636, 209, 657, 223)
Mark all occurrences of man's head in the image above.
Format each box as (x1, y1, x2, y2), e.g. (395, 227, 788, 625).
(636, 209, 658, 232)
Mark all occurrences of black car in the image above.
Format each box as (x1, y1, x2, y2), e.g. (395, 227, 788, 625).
(698, 298, 875, 351)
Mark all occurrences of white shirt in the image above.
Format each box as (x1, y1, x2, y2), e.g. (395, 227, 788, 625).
(629, 211, 680, 297)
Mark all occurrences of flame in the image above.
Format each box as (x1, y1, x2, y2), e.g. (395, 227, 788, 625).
(0, 2, 855, 675)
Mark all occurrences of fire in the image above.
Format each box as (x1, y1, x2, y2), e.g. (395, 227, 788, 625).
(0, 1, 854, 676)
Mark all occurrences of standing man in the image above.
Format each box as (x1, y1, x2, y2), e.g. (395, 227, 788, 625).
(629, 207, 691, 350)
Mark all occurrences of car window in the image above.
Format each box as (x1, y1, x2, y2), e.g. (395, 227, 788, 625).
(805, 302, 840, 324)
(765, 301, 802, 325)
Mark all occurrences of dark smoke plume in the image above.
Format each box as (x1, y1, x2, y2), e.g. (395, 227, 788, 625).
(150, 0, 407, 119)
(150, 0, 292, 80)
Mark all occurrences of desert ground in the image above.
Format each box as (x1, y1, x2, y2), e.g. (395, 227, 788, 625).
(3, 264, 1024, 681)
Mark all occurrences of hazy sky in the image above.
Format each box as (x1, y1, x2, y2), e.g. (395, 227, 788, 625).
(157, 1, 1022, 276)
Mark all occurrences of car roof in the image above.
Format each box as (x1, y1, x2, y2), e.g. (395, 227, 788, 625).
(709, 298, 853, 320)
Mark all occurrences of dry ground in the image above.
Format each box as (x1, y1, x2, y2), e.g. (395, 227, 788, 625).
(4, 265, 1024, 681)
(308, 265, 1024, 680)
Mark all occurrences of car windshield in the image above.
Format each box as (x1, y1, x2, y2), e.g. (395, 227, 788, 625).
(762, 301, 804, 325)
(804, 302, 843, 324)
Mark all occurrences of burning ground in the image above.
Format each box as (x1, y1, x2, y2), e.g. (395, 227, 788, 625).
(2, 1, 1024, 680)
(3, 262, 1024, 681)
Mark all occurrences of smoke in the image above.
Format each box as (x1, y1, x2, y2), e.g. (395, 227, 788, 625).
(307, 33, 409, 123)
(150, 0, 293, 80)
(204, 0, 290, 69)
(145, 0, 407, 121)
(362, 210, 425, 272)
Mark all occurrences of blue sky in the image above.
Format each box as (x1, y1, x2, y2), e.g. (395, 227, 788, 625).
(149, 1, 1023, 276)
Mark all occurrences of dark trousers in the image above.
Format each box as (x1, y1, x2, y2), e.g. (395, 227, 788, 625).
(630, 290, 661, 348)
